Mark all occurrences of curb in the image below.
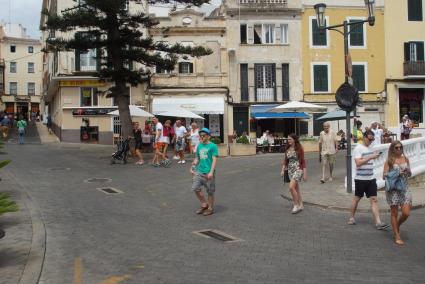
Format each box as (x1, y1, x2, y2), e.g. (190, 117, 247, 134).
(5, 171, 46, 284)
(280, 194, 425, 213)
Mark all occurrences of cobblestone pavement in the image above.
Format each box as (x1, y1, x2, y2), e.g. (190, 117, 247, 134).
(1, 138, 425, 283)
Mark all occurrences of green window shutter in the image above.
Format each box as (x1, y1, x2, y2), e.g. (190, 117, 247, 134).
(282, 64, 289, 101)
(352, 65, 365, 92)
(404, 42, 411, 62)
(349, 20, 364, 46)
(178, 62, 183, 73)
(75, 50, 81, 71)
(312, 19, 327, 46)
(408, 0, 423, 21)
(240, 64, 249, 101)
(417, 42, 424, 61)
(313, 65, 328, 92)
(189, 62, 193, 73)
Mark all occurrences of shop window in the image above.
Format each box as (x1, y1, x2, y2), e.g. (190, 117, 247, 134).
(28, 62, 35, 73)
(28, 46, 34, 53)
(178, 62, 193, 74)
(10, 45, 16, 53)
(27, 82, 36, 96)
(310, 17, 328, 47)
(348, 18, 366, 47)
(399, 88, 423, 124)
(10, 62, 17, 73)
(408, 0, 423, 21)
(10, 82, 18, 95)
(80, 87, 98, 107)
(352, 64, 367, 92)
(312, 63, 330, 93)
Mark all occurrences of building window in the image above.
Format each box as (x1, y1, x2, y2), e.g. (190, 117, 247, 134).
(310, 17, 328, 47)
(10, 82, 18, 95)
(254, 24, 275, 44)
(156, 65, 171, 74)
(27, 82, 36, 96)
(254, 63, 276, 101)
(312, 63, 330, 93)
(10, 45, 16, 53)
(408, 0, 423, 21)
(352, 64, 367, 92)
(348, 18, 366, 47)
(240, 24, 247, 44)
(28, 46, 34, 53)
(280, 24, 289, 44)
(78, 49, 97, 71)
(178, 62, 193, 74)
(10, 62, 17, 73)
(240, 64, 249, 101)
(80, 87, 98, 107)
(404, 41, 425, 61)
(28, 62, 35, 73)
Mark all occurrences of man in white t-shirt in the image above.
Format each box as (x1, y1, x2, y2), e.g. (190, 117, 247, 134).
(348, 129, 389, 230)
(173, 119, 188, 164)
(370, 122, 383, 146)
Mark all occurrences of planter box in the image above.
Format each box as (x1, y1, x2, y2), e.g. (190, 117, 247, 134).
(301, 140, 319, 153)
(217, 144, 229, 157)
(229, 143, 256, 156)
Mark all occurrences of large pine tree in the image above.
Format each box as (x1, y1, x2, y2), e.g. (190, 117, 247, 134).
(43, 0, 212, 139)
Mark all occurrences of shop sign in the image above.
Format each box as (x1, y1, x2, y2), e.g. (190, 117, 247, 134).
(60, 80, 107, 87)
(72, 108, 116, 116)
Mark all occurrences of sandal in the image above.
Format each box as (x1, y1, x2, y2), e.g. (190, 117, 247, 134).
(196, 205, 208, 214)
(394, 238, 404, 246)
(203, 208, 214, 216)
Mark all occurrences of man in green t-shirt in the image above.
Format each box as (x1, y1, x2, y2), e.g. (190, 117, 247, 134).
(190, 127, 218, 216)
(17, 117, 27, 144)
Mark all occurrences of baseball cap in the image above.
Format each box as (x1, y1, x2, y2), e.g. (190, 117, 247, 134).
(199, 127, 211, 136)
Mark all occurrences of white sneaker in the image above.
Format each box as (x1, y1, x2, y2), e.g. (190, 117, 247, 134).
(328, 177, 333, 182)
(291, 206, 300, 214)
(181, 160, 186, 164)
(177, 160, 182, 164)
(173, 156, 179, 160)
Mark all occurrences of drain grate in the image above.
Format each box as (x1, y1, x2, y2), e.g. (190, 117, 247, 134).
(97, 187, 123, 194)
(48, 167, 71, 172)
(85, 178, 112, 183)
(194, 229, 242, 242)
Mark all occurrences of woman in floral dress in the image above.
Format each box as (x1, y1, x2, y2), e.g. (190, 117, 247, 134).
(281, 134, 307, 214)
(383, 141, 412, 246)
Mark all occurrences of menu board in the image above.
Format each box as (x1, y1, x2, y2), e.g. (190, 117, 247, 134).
(209, 114, 220, 137)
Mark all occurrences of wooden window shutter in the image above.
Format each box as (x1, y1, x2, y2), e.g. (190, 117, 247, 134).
(352, 65, 365, 92)
(275, 24, 281, 43)
(404, 42, 411, 62)
(417, 42, 424, 61)
(189, 62, 194, 73)
(178, 62, 183, 73)
(282, 64, 289, 101)
(240, 64, 249, 101)
(247, 24, 254, 44)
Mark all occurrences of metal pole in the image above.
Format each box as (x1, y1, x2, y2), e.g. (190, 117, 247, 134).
(343, 21, 353, 193)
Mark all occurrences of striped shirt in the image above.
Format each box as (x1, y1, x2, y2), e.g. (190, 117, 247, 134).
(353, 144, 375, 180)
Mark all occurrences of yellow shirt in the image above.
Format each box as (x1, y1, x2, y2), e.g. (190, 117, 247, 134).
(353, 129, 363, 144)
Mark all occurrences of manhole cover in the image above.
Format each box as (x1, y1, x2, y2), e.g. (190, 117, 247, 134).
(48, 167, 71, 172)
(84, 178, 112, 183)
(194, 230, 242, 243)
(97, 187, 123, 194)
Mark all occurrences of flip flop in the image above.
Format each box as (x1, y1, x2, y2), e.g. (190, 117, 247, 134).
(196, 205, 208, 214)
(203, 208, 214, 216)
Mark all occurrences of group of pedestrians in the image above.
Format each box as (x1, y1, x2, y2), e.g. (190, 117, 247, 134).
(1, 113, 27, 144)
(276, 121, 413, 246)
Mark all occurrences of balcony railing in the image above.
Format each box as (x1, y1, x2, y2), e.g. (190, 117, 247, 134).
(404, 61, 425, 76)
(240, 0, 287, 5)
(256, 88, 275, 102)
(151, 73, 227, 88)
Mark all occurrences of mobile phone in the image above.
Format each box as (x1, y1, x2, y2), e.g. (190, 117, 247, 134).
(379, 151, 383, 155)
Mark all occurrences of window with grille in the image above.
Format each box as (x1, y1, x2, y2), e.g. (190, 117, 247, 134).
(10, 62, 17, 73)
(10, 82, 17, 95)
(80, 87, 98, 107)
(179, 62, 193, 74)
(28, 82, 36, 96)
(28, 62, 35, 73)
(254, 64, 276, 101)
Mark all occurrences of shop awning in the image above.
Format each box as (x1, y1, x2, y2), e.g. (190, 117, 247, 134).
(250, 104, 309, 120)
(152, 97, 225, 115)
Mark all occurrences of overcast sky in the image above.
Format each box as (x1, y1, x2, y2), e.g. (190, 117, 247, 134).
(0, 0, 221, 39)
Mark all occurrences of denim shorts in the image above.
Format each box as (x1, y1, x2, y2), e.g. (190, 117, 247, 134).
(176, 139, 185, 152)
(192, 172, 216, 194)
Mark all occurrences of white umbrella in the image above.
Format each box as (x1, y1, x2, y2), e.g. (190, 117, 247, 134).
(268, 101, 327, 113)
(268, 101, 327, 135)
(155, 108, 205, 120)
(107, 105, 154, 117)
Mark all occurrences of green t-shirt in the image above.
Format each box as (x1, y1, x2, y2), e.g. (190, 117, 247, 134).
(196, 142, 218, 174)
(17, 120, 27, 129)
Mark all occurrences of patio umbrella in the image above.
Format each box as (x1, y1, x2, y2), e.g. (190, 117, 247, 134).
(316, 109, 356, 121)
(268, 101, 327, 135)
(155, 108, 205, 119)
(107, 105, 154, 117)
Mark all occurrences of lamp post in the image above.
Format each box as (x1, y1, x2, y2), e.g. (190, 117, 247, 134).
(314, 1, 375, 193)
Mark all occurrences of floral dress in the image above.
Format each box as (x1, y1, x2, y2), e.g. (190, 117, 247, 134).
(385, 163, 412, 206)
(286, 148, 303, 182)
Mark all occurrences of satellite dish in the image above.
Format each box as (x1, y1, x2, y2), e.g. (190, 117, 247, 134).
(182, 17, 192, 24)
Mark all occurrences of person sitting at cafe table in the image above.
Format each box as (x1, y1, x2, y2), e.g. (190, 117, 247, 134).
(267, 131, 275, 152)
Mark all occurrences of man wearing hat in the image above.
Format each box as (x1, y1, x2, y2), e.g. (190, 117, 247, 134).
(190, 127, 218, 216)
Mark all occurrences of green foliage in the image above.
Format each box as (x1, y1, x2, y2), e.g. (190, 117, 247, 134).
(236, 136, 250, 144)
(0, 142, 17, 215)
(210, 137, 221, 144)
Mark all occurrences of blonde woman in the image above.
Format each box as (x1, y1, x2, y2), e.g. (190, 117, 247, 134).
(383, 141, 412, 246)
(190, 122, 200, 154)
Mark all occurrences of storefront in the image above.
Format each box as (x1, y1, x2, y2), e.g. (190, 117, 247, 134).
(152, 96, 226, 143)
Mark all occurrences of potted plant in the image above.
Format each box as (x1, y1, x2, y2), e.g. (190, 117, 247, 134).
(210, 137, 228, 157)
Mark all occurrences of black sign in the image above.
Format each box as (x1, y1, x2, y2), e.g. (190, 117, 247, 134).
(72, 108, 116, 116)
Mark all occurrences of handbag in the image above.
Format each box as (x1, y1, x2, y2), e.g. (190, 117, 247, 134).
(283, 169, 290, 183)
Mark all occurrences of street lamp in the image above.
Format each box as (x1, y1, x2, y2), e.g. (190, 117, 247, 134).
(313, 1, 375, 193)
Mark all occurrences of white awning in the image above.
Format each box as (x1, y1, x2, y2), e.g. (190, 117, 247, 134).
(152, 97, 225, 115)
